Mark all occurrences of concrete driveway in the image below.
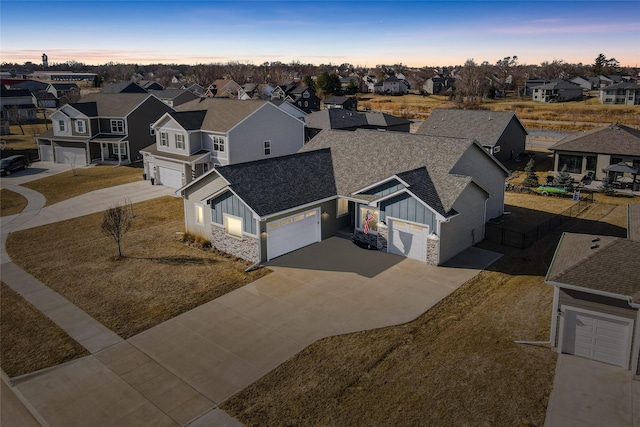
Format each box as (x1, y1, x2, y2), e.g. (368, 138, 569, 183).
(10, 237, 499, 426)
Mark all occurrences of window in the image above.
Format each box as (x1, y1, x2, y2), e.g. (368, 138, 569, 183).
(58, 120, 66, 132)
(213, 136, 225, 152)
(110, 119, 124, 134)
(558, 154, 582, 174)
(160, 132, 169, 146)
(75, 120, 85, 133)
(195, 204, 204, 226)
(264, 140, 271, 156)
(113, 144, 127, 156)
(611, 157, 622, 165)
(224, 215, 243, 238)
(337, 199, 349, 217)
(359, 207, 379, 234)
(175, 134, 185, 149)
(586, 156, 597, 172)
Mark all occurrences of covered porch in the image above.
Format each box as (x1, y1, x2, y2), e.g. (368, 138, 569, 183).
(91, 134, 130, 165)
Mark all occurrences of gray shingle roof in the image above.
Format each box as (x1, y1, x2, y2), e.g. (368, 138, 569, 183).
(531, 80, 582, 90)
(215, 149, 336, 217)
(304, 109, 367, 130)
(547, 232, 640, 303)
(148, 89, 193, 100)
(301, 129, 476, 214)
(548, 123, 640, 156)
(629, 204, 640, 243)
(176, 98, 266, 132)
(73, 93, 152, 117)
(416, 108, 526, 147)
(364, 112, 410, 127)
(167, 110, 207, 131)
(602, 82, 640, 90)
(100, 81, 147, 94)
(68, 101, 98, 117)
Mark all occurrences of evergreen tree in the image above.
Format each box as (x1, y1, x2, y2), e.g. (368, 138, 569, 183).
(552, 164, 573, 188)
(522, 158, 539, 187)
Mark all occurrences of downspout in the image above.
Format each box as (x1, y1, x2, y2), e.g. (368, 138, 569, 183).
(630, 300, 640, 375)
(549, 286, 560, 349)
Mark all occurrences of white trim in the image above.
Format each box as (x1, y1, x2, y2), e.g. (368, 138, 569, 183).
(223, 213, 244, 239)
(559, 305, 634, 369)
(550, 286, 560, 349)
(632, 309, 640, 375)
(353, 175, 410, 195)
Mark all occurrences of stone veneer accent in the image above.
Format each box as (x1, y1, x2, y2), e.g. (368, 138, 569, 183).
(426, 234, 440, 266)
(353, 224, 388, 252)
(210, 225, 259, 263)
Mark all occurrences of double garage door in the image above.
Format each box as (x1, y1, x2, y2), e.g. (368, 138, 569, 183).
(560, 306, 634, 369)
(157, 166, 183, 189)
(54, 147, 86, 165)
(266, 208, 321, 260)
(389, 219, 428, 262)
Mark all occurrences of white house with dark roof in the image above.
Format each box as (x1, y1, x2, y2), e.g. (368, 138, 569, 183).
(599, 81, 640, 105)
(179, 129, 508, 265)
(416, 108, 528, 163)
(141, 98, 305, 188)
(548, 123, 640, 181)
(531, 79, 583, 103)
(546, 203, 640, 373)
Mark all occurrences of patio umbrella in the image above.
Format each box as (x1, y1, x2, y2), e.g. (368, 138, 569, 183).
(605, 162, 639, 174)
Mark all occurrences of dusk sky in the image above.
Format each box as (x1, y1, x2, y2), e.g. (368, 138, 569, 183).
(1, 0, 639, 68)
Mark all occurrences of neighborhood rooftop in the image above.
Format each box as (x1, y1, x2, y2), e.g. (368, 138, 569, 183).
(548, 123, 640, 156)
(176, 98, 268, 132)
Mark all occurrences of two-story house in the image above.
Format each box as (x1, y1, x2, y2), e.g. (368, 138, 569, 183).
(599, 82, 640, 105)
(284, 86, 320, 113)
(531, 79, 583, 103)
(0, 86, 38, 124)
(140, 98, 306, 189)
(36, 93, 174, 165)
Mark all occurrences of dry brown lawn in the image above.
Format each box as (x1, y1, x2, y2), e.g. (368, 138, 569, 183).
(358, 93, 639, 131)
(1, 282, 89, 378)
(0, 189, 28, 216)
(6, 196, 270, 339)
(2, 124, 48, 150)
(21, 165, 142, 206)
(222, 194, 635, 426)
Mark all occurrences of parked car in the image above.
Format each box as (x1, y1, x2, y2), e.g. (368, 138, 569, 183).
(1, 155, 30, 176)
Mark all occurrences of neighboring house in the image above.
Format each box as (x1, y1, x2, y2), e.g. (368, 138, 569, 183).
(238, 83, 258, 100)
(47, 83, 79, 99)
(8, 79, 49, 92)
(548, 123, 640, 181)
(141, 98, 306, 189)
(284, 86, 320, 113)
(204, 80, 241, 98)
(524, 78, 550, 96)
(545, 203, 640, 374)
(416, 108, 528, 163)
(570, 76, 598, 91)
(100, 81, 148, 94)
(531, 79, 583, 103)
(323, 96, 358, 110)
(363, 75, 377, 93)
(36, 93, 174, 165)
(148, 89, 200, 107)
(0, 87, 38, 123)
(179, 82, 205, 96)
(138, 80, 164, 91)
(180, 129, 508, 265)
(423, 75, 454, 95)
(375, 75, 408, 95)
(269, 99, 307, 120)
(32, 90, 58, 108)
(599, 82, 640, 105)
(303, 109, 410, 140)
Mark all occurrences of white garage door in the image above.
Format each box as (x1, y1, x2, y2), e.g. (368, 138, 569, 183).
(55, 146, 86, 165)
(267, 208, 321, 260)
(40, 145, 53, 162)
(561, 307, 633, 368)
(157, 166, 183, 189)
(389, 219, 428, 261)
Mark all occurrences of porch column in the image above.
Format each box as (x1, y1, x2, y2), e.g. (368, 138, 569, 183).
(101, 143, 105, 163)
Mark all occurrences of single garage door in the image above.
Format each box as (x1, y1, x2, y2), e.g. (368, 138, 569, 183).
(157, 166, 183, 189)
(389, 219, 428, 261)
(55, 146, 86, 165)
(40, 145, 53, 162)
(561, 306, 633, 368)
(266, 208, 320, 260)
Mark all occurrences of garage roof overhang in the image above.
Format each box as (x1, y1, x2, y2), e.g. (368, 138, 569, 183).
(546, 280, 633, 306)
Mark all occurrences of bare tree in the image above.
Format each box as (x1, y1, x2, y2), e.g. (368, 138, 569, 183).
(224, 61, 252, 84)
(454, 59, 491, 108)
(101, 202, 132, 257)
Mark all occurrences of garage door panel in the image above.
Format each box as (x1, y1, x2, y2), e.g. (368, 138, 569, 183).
(561, 307, 633, 368)
(267, 209, 320, 260)
(389, 219, 428, 261)
(157, 167, 182, 189)
(55, 147, 86, 165)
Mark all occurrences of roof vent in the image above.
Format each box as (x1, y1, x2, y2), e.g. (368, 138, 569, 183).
(591, 237, 600, 243)
(590, 244, 599, 250)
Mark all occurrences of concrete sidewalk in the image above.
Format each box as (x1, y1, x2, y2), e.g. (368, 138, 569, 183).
(545, 354, 640, 427)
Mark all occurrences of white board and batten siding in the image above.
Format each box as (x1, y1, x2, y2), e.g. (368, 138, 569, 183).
(266, 208, 321, 260)
(388, 218, 429, 262)
(559, 305, 634, 369)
